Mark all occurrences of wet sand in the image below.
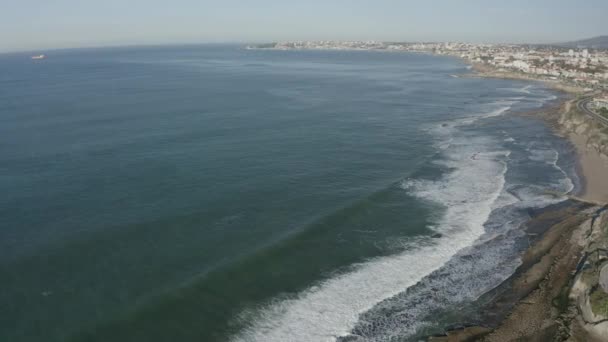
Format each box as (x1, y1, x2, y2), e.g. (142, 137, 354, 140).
(569, 132, 608, 204)
(459, 60, 606, 206)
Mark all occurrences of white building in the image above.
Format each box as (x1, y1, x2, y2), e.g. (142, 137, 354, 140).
(594, 97, 608, 109)
(512, 60, 531, 72)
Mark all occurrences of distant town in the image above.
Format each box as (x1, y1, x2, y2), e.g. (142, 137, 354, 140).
(251, 41, 608, 118)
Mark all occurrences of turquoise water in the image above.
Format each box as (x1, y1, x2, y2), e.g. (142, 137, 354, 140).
(0, 45, 577, 341)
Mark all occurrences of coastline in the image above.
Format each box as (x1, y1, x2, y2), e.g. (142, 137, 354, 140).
(428, 61, 608, 341)
(470, 61, 608, 204)
(429, 201, 606, 342)
(256, 48, 608, 340)
(568, 132, 608, 204)
(249, 48, 608, 340)
(469, 62, 588, 95)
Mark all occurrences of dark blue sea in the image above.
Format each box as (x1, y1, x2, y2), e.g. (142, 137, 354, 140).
(0, 45, 578, 341)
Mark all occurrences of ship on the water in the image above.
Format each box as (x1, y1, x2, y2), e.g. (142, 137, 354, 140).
(31, 54, 46, 60)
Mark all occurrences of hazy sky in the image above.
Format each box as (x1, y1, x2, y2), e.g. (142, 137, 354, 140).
(1, 0, 607, 52)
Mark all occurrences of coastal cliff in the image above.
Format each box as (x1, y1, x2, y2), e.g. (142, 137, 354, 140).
(567, 208, 608, 341)
(475, 90, 608, 342)
(556, 98, 608, 204)
(557, 101, 608, 341)
(429, 204, 608, 342)
(483, 205, 608, 342)
(558, 100, 608, 161)
(428, 77, 608, 342)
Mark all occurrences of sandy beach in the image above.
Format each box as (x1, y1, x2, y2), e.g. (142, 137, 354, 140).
(569, 132, 608, 204)
(541, 95, 608, 205)
(472, 63, 608, 205)
(429, 64, 608, 342)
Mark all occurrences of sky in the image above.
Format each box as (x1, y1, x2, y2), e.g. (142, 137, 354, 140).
(1, 0, 607, 53)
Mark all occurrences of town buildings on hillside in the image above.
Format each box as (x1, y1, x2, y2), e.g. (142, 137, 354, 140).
(256, 41, 608, 90)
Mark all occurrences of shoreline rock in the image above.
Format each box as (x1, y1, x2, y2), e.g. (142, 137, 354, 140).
(427, 204, 606, 341)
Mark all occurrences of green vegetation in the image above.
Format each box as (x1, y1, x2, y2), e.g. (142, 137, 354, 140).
(599, 107, 608, 119)
(553, 284, 571, 312)
(553, 60, 607, 74)
(590, 288, 608, 317)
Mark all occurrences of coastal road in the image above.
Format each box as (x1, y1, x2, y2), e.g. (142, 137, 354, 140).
(577, 96, 608, 127)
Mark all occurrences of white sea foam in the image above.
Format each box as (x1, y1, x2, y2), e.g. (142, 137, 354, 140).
(232, 241, 473, 342)
(545, 94, 558, 101)
(343, 141, 575, 340)
(501, 148, 574, 210)
(500, 84, 533, 94)
(529, 148, 558, 162)
(492, 185, 520, 210)
(431, 104, 514, 140)
(479, 105, 512, 120)
(455, 100, 518, 126)
(232, 132, 510, 342)
(231, 99, 568, 342)
(521, 85, 534, 94)
(499, 85, 559, 107)
(335, 96, 575, 340)
(528, 148, 575, 194)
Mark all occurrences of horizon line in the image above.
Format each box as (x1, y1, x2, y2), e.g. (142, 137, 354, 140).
(2, 35, 606, 55)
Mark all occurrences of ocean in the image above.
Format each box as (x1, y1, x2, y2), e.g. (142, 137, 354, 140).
(0, 45, 578, 341)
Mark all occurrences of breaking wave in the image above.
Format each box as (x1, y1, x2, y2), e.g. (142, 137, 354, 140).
(231, 103, 519, 342)
(231, 94, 574, 342)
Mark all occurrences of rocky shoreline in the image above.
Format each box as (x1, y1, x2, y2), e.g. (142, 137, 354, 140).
(429, 202, 607, 342)
(427, 64, 608, 342)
